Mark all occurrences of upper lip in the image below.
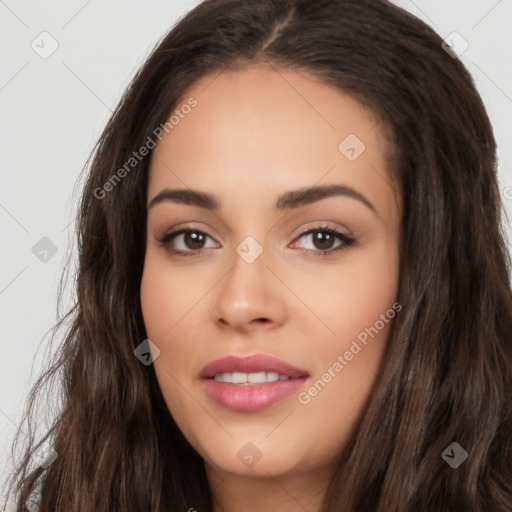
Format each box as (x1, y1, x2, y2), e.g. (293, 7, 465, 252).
(200, 354, 309, 379)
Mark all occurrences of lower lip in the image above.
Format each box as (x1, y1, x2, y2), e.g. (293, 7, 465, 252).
(202, 378, 308, 411)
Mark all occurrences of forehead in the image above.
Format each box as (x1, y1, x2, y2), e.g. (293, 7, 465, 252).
(148, 65, 398, 220)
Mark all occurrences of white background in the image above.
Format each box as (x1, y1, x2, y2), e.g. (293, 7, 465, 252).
(1, 0, 511, 501)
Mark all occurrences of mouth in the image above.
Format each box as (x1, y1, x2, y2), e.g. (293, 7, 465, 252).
(211, 371, 294, 384)
(200, 354, 309, 412)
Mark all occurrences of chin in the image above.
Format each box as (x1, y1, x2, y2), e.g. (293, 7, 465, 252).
(192, 432, 312, 478)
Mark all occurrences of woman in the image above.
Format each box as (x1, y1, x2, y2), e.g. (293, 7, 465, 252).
(4, 0, 512, 510)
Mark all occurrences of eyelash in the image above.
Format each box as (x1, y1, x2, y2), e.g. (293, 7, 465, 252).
(156, 224, 356, 259)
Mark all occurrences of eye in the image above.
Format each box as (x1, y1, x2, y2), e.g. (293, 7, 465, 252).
(156, 226, 218, 258)
(156, 224, 356, 258)
(291, 226, 355, 257)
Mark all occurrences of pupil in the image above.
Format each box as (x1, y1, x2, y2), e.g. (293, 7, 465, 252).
(314, 231, 333, 250)
(186, 231, 204, 249)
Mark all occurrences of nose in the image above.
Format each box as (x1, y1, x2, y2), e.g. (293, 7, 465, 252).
(213, 247, 287, 333)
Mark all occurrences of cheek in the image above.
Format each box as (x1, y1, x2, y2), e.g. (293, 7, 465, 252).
(140, 269, 170, 342)
(292, 239, 399, 343)
(140, 252, 217, 390)
(295, 241, 399, 403)
(140, 253, 201, 341)
(338, 245, 399, 338)
(140, 258, 197, 418)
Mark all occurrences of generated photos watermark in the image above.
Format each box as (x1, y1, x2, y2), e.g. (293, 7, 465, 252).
(93, 97, 198, 200)
(297, 301, 402, 405)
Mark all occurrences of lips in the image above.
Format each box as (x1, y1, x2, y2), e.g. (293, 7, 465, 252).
(200, 354, 310, 412)
(199, 354, 309, 380)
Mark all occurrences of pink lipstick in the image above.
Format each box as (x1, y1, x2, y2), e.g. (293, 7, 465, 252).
(200, 354, 309, 412)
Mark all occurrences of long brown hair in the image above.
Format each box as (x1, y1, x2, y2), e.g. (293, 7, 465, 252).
(4, 0, 512, 510)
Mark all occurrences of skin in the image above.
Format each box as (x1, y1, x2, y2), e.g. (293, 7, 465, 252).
(140, 64, 401, 512)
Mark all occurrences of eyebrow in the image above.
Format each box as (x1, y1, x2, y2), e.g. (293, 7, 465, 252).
(148, 184, 377, 215)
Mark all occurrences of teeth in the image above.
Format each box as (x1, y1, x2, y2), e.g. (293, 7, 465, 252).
(248, 371, 266, 383)
(232, 372, 247, 384)
(213, 372, 291, 384)
(265, 372, 279, 382)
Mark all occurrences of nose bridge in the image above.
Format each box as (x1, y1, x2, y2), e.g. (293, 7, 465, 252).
(222, 235, 269, 307)
(213, 234, 286, 329)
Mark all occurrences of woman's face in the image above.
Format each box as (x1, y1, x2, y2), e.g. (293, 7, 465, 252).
(141, 65, 401, 482)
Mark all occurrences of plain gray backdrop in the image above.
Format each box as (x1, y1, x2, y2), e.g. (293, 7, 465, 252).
(1, 0, 511, 502)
